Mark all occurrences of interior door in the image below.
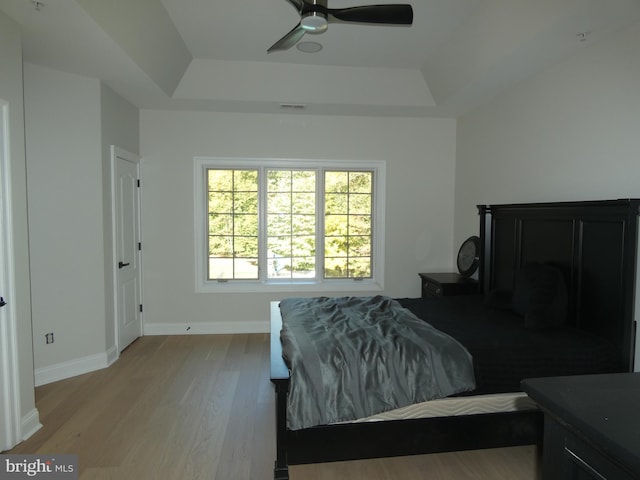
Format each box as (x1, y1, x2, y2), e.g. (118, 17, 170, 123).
(114, 147, 142, 352)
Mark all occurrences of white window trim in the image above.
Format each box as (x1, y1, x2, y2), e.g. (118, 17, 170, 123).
(194, 157, 386, 293)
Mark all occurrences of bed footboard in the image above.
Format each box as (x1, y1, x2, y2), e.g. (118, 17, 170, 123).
(271, 377, 541, 479)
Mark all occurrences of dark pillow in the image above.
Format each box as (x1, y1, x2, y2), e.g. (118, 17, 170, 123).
(484, 288, 513, 310)
(512, 263, 568, 329)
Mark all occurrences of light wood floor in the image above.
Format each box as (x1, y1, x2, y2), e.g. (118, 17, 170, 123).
(8, 334, 541, 479)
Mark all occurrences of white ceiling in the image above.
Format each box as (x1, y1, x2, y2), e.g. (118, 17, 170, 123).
(1, 0, 640, 117)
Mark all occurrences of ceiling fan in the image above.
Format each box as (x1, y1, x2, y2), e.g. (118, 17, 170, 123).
(268, 0, 413, 53)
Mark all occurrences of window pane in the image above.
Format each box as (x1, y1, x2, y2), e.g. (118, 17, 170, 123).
(234, 170, 258, 191)
(325, 215, 348, 236)
(267, 193, 291, 214)
(349, 215, 371, 236)
(348, 258, 371, 278)
(208, 192, 232, 213)
(266, 169, 316, 279)
(234, 258, 258, 279)
(324, 257, 347, 278)
(208, 170, 233, 191)
(292, 236, 315, 256)
(292, 171, 315, 191)
(268, 236, 290, 257)
(292, 193, 315, 214)
(209, 258, 233, 280)
(349, 172, 372, 193)
(235, 236, 258, 258)
(325, 193, 347, 214)
(207, 168, 258, 280)
(292, 257, 315, 278)
(268, 170, 291, 191)
(325, 171, 348, 193)
(349, 236, 371, 257)
(325, 236, 347, 257)
(209, 213, 232, 236)
(209, 235, 233, 257)
(323, 170, 373, 279)
(292, 215, 315, 235)
(234, 214, 258, 237)
(268, 257, 291, 278)
(349, 194, 371, 214)
(267, 214, 291, 236)
(235, 191, 258, 214)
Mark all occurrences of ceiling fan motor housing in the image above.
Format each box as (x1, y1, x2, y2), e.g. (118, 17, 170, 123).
(301, 11, 328, 33)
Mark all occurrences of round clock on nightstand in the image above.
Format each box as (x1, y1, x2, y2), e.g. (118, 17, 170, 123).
(457, 236, 480, 277)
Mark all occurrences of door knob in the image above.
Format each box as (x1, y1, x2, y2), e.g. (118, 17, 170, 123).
(118, 261, 130, 269)
(0, 297, 6, 307)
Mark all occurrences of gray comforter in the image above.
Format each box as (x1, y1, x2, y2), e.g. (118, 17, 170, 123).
(279, 296, 476, 430)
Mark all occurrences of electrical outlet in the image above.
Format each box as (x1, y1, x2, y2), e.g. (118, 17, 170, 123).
(45, 332, 54, 344)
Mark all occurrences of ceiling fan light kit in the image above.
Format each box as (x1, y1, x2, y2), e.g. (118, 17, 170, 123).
(268, 0, 413, 53)
(301, 12, 329, 33)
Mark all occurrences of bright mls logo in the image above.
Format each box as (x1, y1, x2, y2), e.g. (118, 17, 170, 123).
(0, 455, 78, 479)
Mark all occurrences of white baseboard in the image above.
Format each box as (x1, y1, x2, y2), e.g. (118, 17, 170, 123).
(33, 324, 267, 387)
(143, 321, 269, 336)
(21, 408, 42, 442)
(34, 351, 110, 386)
(106, 344, 119, 367)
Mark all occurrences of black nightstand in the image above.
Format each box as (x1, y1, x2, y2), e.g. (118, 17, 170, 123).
(419, 273, 478, 297)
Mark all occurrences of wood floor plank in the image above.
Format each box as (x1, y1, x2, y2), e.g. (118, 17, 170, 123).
(7, 334, 541, 480)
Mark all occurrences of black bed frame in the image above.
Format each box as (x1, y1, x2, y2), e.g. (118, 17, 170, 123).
(270, 199, 640, 479)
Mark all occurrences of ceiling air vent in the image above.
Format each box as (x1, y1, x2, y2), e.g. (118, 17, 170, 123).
(279, 103, 307, 110)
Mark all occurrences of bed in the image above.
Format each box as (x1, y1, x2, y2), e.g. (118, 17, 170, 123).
(270, 199, 640, 480)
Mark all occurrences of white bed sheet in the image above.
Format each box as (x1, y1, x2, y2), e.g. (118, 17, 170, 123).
(345, 391, 537, 423)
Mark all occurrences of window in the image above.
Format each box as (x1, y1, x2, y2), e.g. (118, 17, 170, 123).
(195, 158, 385, 292)
(324, 171, 373, 279)
(207, 169, 259, 280)
(266, 169, 317, 280)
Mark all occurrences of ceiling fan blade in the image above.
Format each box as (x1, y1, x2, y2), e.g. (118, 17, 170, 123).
(328, 4, 413, 25)
(268, 23, 306, 53)
(285, 0, 305, 13)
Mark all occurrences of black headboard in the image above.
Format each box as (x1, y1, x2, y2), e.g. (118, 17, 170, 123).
(478, 199, 639, 372)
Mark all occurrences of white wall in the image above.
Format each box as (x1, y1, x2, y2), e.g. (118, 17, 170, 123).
(140, 111, 456, 333)
(454, 20, 640, 244)
(23, 66, 140, 384)
(100, 83, 139, 354)
(0, 11, 39, 445)
(24, 63, 107, 383)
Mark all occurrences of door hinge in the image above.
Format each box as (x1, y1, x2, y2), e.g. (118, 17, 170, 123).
(137, 179, 140, 188)
(139, 304, 143, 313)
(138, 242, 142, 251)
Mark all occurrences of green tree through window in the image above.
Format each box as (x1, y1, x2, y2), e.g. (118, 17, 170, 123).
(324, 171, 373, 279)
(267, 170, 317, 279)
(207, 169, 259, 279)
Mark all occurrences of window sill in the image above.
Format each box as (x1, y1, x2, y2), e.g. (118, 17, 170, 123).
(195, 279, 384, 294)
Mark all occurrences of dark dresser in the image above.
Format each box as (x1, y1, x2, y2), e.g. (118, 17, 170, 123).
(418, 272, 478, 297)
(522, 373, 640, 480)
